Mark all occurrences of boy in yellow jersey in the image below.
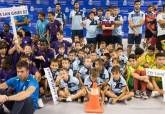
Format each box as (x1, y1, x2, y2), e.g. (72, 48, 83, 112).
(151, 52, 165, 97)
(127, 54, 138, 91)
(137, 45, 155, 67)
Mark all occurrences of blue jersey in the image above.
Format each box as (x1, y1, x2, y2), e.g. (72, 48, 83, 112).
(60, 76, 80, 93)
(108, 76, 126, 94)
(99, 68, 109, 84)
(6, 75, 39, 110)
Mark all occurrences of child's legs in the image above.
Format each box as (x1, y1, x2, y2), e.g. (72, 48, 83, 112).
(141, 81, 147, 92)
(58, 90, 68, 98)
(105, 90, 118, 98)
(118, 92, 134, 101)
(134, 78, 139, 91)
(70, 88, 87, 100)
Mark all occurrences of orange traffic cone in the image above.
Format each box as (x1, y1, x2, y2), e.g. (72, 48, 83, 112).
(85, 82, 104, 113)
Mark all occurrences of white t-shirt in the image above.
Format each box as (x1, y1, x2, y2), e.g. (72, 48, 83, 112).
(157, 12, 165, 36)
(83, 18, 98, 38)
(69, 9, 85, 30)
(128, 10, 145, 34)
(112, 15, 123, 36)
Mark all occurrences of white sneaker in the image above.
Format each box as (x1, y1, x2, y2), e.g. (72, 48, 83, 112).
(66, 97, 72, 102)
(151, 91, 160, 97)
(38, 98, 44, 108)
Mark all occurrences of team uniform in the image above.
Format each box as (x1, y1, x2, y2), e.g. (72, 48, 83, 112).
(112, 15, 123, 44)
(69, 9, 85, 38)
(83, 18, 98, 44)
(157, 12, 165, 51)
(101, 16, 114, 44)
(59, 76, 80, 94)
(128, 10, 145, 45)
(108, 76, 127, 96)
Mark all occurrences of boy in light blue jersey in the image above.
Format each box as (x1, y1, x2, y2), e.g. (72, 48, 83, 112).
(112, 6, 123, 48)
(105, 66, 134, 104)
(36, 12, 48, 41)
(83, 11, 98, 44)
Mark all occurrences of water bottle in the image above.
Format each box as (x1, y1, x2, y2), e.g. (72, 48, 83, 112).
(106, 0, 110, 6)
(123, 0, 127, 6)
(30, 6, 34, 12)
(83, 8, 86, 13)
(36, 0, 40, 4)
(158, 0, 162, 6)
(65, 7, 69, 13)
(88, 0, 93, 5)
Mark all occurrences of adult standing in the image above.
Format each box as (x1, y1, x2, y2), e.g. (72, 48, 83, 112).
(157, 4, 165, 52)
(127, 0, 145, 55)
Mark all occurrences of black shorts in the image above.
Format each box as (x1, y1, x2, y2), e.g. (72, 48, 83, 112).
(101, 35, 113, 45)
(112, 35, 122, 44)
(128, 34, 142, 45)
(145, 29, 154, 39)
(86, 38, 97, 44)
(72, 30, 84, 38)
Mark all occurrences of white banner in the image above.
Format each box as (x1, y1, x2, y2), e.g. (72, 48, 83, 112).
(0, 6, 28, 18)
(146, 68, 165, 102)
(44, 68, 58, 104)
(146, 68, 165, 77)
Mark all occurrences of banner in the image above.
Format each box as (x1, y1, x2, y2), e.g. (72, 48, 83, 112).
(0, 6, 28, 17)
(44, 67, 58, 104)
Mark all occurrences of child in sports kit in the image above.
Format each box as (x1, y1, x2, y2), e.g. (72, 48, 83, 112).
(105, 66, 134, 104)
(133, 62, 150, 99)
(55, 44, 67, 58)
(68, 50, 80, 76)
(64, 68, 102, 102)
(61, 58, 74, 77)
(57, 68, 80, 101)
(77, 57, 92, 86)
(94, 58, 109, 102)
(116, 48, 128, 76)
(126, 54, 138, 91)
(151, 52, 165, 97)
(45, 58, 59, 95)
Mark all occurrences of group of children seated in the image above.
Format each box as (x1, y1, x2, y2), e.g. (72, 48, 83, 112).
(0, 30, 165, 105)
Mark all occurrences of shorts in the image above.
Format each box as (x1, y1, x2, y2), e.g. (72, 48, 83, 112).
(96, 34, 103, 43)
(101, 35, 113, 44)
(70, 90, 78, 95)
(128, 34, 142, 45)
(145, 29, 154, 39)
(156, 80, 162, 89)
(115, 92, 122, 96)
(86, 38, 97, 44)
(72, 30, 84, 38)
(112, 35, 122, 44)
(127, 77, 134, 91)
